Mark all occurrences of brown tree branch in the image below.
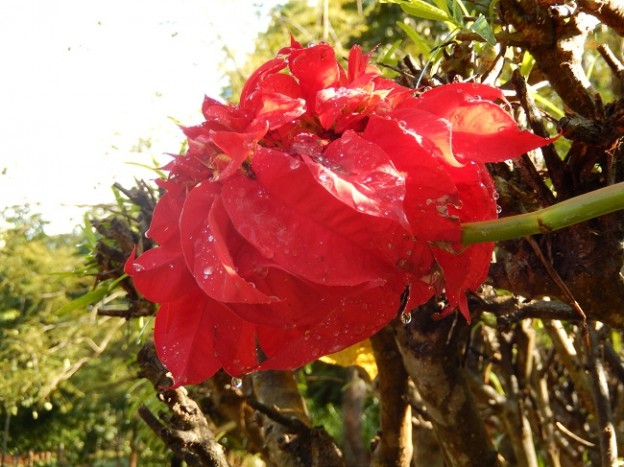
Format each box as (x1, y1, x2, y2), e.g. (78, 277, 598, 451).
(497, 325, 539, 467)
(586, 324, 619, 465)
(578, 0, 624, 35)
(392, 309, 500, 467)
(342, 367, 370, 466)
(511, 69, 567, 200)
(490, 219, 624, 331)
(530, 350, 561, 467)
(136, 342, 230, 467)
(370, 326, 412, 467)
(250, 370, 345, 467)
(501, 0, 602, 117)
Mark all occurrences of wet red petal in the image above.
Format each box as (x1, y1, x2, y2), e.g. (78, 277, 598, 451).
(154, 291, 258, 385)
(364, 114, 462, 242)
(414, 83, 553, 163)
(125, 245, 195, 304)
(255, 282, 404, 370)
(179, 181, 273, 304)
(221, 165, 388, 287)
(304, 130, 408, 226)
(288, 44, 343, 104)
(209, 122, 267, 180)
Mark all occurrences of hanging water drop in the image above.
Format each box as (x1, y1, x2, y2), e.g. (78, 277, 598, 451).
(496, 204, 502, 214)
(231, 377, 243, 389)
(400, 312, 412, 325)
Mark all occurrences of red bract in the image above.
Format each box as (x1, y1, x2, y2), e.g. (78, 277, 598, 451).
(125, 39, 552, 386)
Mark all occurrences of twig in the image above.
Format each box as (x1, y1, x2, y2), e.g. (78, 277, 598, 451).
(342, 367, 370, 467)
(497, 326, 538, 467)
(524, 237, 586, 321)
(370, 326, 412, 467)
(603, 340, 624, 384)
(531, 349, 561, 467)
(542, 321, 595, 414)
(511, 69, 566, 200)
(597, 44, 624, 86)
(250, 370, 345, 467)
(501, 0, 602, 117)
(136, 342, 230, 467)
(586, 324, 618, 465)
(245, 398, 308, 435)
(555, 421, 596, 448)
(578, 0, 624, 35)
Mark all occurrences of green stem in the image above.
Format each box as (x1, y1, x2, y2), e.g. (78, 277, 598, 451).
(461, 182, 624, 245)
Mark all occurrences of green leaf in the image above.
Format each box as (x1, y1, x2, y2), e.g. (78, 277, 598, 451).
(382, 0, 454, 23)
(430, 0, 449, 15)
(56, 287, 109, 315)
(532, 92, 565, 118)
(56, 275, 127, 316)
(378, 39, 403, 65)
(450, 0, 470, 24)
(520, 51, 535, 78)
(469, 15, 496, 45)
(612, 330, 621, 353)
(396, 22, 433, 58)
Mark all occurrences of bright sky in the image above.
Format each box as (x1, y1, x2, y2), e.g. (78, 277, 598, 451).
(0, 0, 281, 234)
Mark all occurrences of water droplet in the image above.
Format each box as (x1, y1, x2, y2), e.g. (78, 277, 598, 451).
(400, 312, 412, 324)
(492, 191, 500, 200)
(203, 266, 214, 276)
(289, 159, 301, 170)
(207, 235, 214, 242)
(231, 377, 243, 389)
(496, 204, 502, 214)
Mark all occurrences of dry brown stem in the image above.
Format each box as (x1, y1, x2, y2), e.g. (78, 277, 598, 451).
(392, 311, 499, 467)
(250, 370, 345, 467)
(370, 326, 412, 467)
(136, 342, 230, 467)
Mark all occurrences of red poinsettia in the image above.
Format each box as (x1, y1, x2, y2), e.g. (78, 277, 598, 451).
(126, 39, 551, 386)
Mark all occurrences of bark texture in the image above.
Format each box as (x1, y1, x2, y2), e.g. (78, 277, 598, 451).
(392, 312, 500, 467)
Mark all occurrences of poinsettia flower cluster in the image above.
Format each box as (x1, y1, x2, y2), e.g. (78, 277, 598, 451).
(126, 39, 550, 386)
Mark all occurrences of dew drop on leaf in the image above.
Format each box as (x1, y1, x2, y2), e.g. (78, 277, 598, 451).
(231, 377, 243, 389)
(400, 312, 412, 325)
(289, 159, 301, 170)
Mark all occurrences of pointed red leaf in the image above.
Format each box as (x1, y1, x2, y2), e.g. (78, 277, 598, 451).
(179, 181, 273, 304)
(221, 166, 388, 287)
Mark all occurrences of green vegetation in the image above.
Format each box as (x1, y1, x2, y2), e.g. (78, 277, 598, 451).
(0, 207, 167, 465)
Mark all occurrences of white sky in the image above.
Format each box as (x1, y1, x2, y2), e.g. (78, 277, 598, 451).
(0, 0, 281, 234)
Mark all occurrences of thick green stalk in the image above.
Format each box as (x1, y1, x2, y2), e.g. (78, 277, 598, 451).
(461, 182, 624, 245)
